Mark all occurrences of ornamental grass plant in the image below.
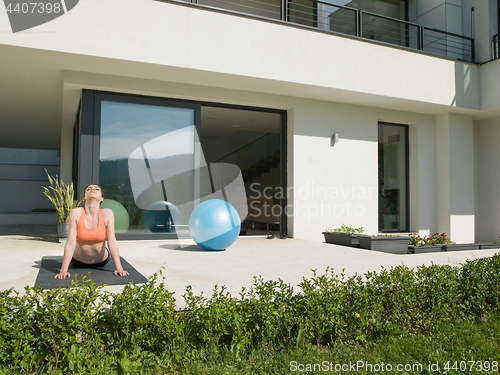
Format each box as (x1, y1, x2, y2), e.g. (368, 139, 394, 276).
(41, 169, 81, 223)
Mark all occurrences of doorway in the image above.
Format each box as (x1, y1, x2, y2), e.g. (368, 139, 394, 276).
(200, 106, 283, 236)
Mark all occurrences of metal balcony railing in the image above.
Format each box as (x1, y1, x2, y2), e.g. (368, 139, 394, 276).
(494, 34, 499, 60)
(166, 0, 475, 63)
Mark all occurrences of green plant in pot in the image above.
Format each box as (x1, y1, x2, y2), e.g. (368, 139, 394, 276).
(323, 224, 364, 247)
(324, 224, 364, 235)
(41, 169, 81, 238)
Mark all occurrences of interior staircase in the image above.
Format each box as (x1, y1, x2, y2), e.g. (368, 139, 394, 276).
(242, 151, 280, 183)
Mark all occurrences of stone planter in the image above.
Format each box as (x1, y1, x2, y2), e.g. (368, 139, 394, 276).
(407, 245, 444, 254)
(322, 232, 360, 247)
(57, 222, 69, 239)
(442, 243, 480, 251)
(358, 236, 411, 254)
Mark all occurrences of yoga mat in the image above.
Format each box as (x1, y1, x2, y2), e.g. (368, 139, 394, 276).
(35, 256, 148, 289)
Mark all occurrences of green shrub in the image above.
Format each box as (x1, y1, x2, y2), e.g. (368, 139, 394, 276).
(459, 255, 500, 315)
(108, 273, 184, 356)
(0, 276, 109, 373)
(0, 254, 499, 373)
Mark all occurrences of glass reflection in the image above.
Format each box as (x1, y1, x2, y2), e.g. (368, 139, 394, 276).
(99, 101, 195, 235)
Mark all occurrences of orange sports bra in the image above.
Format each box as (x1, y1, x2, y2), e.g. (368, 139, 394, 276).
(76, 208, 107, 245)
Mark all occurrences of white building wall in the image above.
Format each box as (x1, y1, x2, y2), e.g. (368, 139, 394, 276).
(292, 102, 378, 241)
(480, 59, 500, 111)
(0, 0, 479, 111)
(475, 116, 500, 243)
(409, 120, 437, 236)
(59, 70, 447, 241)
(435, 113, 475, 243)
(435, 114, 452, 236)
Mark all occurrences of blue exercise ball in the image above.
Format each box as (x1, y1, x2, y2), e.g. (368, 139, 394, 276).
(145, 201, 181, 233)
(189, 199, 241, 251)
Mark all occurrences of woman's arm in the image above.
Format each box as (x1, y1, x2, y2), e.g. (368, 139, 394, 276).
(104, 209, 129, 277)
(54, 208, 80, 279)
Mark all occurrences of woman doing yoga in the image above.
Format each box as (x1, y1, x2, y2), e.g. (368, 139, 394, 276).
(55, 184, 129, 279)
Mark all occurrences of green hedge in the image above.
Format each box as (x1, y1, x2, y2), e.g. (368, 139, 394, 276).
(1, 254, 499, 373)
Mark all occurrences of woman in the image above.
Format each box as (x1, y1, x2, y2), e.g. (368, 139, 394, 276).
(54, 184, 129, 279)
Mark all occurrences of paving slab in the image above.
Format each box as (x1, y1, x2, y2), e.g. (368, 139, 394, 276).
(0, 233, 499, 308)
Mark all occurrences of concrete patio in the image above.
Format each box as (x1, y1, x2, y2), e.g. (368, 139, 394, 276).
(1, 227, 499, 306)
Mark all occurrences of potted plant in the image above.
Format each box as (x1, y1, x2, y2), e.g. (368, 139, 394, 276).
(414, 232, 480, 252)
(323, 224, 364, 247)
(41, 169, 81, 238)
(407, 233, 449, 254)
(357, 234, 411, 254)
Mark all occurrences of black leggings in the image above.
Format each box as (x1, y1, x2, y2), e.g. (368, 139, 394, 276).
(71, 247, 110, 268)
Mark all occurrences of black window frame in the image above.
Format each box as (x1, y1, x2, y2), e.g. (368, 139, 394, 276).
(76, 89, 288, 240)
(378, 121, 410, 233)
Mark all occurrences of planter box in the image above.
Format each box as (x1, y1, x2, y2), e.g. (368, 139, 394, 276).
(442, 243, 480, 251)
(357, 236, 410, 254)
(322, 232, 360, 247)
(478, 243, 500, 249)
(407, 245, 444, 254)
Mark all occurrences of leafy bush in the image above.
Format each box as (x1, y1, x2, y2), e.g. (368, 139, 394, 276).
(41, 169, 81, 223)
(0, 254, 499, 373)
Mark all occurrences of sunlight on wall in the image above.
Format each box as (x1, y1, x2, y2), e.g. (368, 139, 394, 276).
(463, 64, 471, 93)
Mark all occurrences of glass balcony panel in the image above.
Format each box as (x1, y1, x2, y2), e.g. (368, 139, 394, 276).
(423, 28, 473, 62)
(326, 5, 357, 36)
(361, 13, 419, 49)
(198, 0, 281, 20)
(165, 0, 474, 62)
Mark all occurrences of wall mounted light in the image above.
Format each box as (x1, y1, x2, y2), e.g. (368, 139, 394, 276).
(331, 133, 339, 147)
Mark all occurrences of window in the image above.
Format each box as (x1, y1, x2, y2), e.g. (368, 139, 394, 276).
(378, 122, 408, 232)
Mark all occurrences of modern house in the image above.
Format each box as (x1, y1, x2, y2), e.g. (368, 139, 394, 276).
(0, 0, 499, 243)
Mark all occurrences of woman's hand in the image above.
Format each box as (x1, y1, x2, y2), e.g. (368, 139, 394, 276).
(114, 268, 129, 277)
(54, 271, 71, 279)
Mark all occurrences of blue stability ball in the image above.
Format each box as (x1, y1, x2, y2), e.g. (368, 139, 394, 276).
(145, 201, 181, 233)
(100, 199, 130, 233)
(189, 199, 241, 251)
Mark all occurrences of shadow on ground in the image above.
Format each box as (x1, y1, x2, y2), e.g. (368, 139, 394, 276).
(159, 244, 212, 252)
(0, 225, 60, 243)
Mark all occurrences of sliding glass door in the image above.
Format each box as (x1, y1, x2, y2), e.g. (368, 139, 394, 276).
(378, 122, 408, 232)
(76, 90, 287, 240)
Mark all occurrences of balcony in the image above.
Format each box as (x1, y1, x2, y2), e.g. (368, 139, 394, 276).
(162, 0, 475, 63)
